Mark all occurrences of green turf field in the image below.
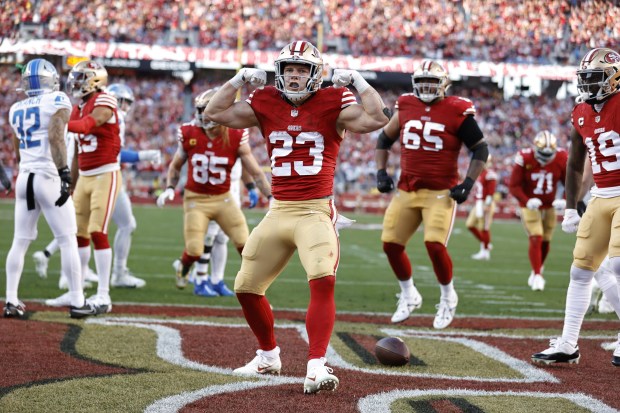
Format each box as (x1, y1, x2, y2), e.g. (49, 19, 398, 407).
(0, 200, 607, 319)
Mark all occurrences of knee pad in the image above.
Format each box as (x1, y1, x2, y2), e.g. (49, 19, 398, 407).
(570, 264, 594, 283)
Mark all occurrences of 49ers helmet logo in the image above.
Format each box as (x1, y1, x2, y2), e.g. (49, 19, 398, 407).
(604, 52, 620, 64)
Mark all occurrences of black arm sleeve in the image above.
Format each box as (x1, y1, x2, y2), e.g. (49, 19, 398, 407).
(376, 130, 397, 150)
(457, 115, 484, 149)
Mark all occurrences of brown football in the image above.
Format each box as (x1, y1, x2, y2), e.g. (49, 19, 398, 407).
(375, 336, 410, 366)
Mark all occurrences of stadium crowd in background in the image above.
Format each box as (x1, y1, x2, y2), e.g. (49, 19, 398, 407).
(5, 0, 619, 65)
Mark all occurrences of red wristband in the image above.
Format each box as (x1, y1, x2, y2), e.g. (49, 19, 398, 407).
(68, 115, 97, 134)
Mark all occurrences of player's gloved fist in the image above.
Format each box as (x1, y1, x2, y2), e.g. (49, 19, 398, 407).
(526, 198, 543, 210)
(230, 68, 267, 89)
(156, 186, 175, 208)
(562, 208, 581, 233)
(138, 150, 161, 166)
(449, 177, 474, 204)
(552, 198, 566, 212)
(0, 174, 11, 194)
(55, 166, 71, 207)
(248, 188, 259, 208)
(576, 200, 587, 217)
(376, 169, 394, 193)
(331, 69, 370, 93)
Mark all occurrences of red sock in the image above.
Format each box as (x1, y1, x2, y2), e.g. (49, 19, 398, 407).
(425, 241, 453, 284)
(90, 231, 110, 249)
(529, 236, 543, 275)
(383, 242, 412, 281)
(236, 293, 277, 350)
(541, 240, 550, 265)
(468, 227, 483, 242)
(482, 230, 491, 248)
(307, 276, 336, 360)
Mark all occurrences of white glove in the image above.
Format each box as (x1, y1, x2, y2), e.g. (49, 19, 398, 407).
(475, 200, 484, 218)
(138, 150, 161, 166)
(331, 69, 370, 93)
(552, 198, 566, 211)
(229, 68, 267, 89)
(156, 187, 175, 208)
(484, 195, 493, 206)
(335, 214, 356, 236)
(526, 198, 543, 210)
(562, 208, 581, 233)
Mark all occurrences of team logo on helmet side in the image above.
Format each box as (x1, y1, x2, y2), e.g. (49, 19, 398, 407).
(604, 52, 620, 64)
(576, 48, 620, 104)
(274, 40, 323, 104)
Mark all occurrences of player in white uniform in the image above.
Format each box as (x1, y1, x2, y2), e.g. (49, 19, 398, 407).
(106, 83, 160, 288)
(5, 59, 96, 318)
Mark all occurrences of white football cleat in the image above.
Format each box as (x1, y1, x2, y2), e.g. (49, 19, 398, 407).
(433, 292, 458, 329)
(471, 249, 490, 261)
(111, 270, 146, 288)
(32, 251, 49, 279)
(233, 348, 281, 376)
(531, 337, 580, 364)
(527, 271, 535, 287)
(531, 274, 545, 291)
(45, 291, 73, 307)
(85, 294, 112, 313)
(304, 364, 339, 394)
(391, 288, 423, 323)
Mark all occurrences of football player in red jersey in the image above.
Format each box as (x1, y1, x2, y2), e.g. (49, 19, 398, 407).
(157, 88, 272, 292)
(205, 40, 389, 394)
(64, 60, 121, 317)
(533, 48, 620, 366)
(375, 60, 488, 329)
(467, 155, 498, 261)
(509, 130, 568, 291)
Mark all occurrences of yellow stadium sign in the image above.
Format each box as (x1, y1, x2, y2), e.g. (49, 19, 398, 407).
(65, 56, 90, 67)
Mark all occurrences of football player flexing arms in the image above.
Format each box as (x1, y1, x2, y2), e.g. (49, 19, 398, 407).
(533, 48, 620, 366)
(65, 60, 122, 316)
(375, 60, 488, 329)
(157, 88, 272, 293)
(205, 40, 389, 394)
(467, 155, 498, 261)
(509, 130, 567, 291)
(5, 59, 91, 318)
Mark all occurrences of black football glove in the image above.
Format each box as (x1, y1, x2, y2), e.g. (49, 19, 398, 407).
(576, 200, 587, 217)
(449, 177, 475, 204)
(376, 169, 394, 193)
(55, 166, 71, 207)
(0, 170, 11, 194)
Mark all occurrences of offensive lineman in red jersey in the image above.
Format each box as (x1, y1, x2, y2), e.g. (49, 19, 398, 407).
(467, 156, 498, 261)
(509, 131, 568, 291)
(533, 48, 620, 366)
(156, 88, 272, 293)
(65, 60, 121, 316)
(205, 40, 389, 394)
(375, 60, 488, 329)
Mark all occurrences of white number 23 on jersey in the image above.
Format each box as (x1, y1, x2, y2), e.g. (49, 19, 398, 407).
(269, 131, 325, 176)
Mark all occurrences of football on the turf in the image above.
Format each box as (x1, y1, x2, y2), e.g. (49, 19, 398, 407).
(375, 336, 410, 366)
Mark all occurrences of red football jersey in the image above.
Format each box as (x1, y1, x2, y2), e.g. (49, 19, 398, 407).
(509, 148, 568, 208)
(71, 92, 121, 172)
(179, 123, 246, 195)
(247, 86, 356, 201)
(572, 93, 620, 189)
(396, 94, 476, 191)
(473, 169, 498, 201)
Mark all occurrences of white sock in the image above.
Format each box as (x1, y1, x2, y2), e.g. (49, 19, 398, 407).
(562, 283, 592, 346)
(45, 238, 60, 255)
(399, 279, 415, 300)
(5, 238, 31, 304)
(262, 346, 280, 360)
(210, 237, 228, 284)
(440, 281, 456, 299)
(58, 235, 84, 307)
(78, 246, 91, 288)
(113, 226, 132, 274)
(93, 248, 112, 297)
(195, 274, 208, 284)
(594, 263, 620, 318)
